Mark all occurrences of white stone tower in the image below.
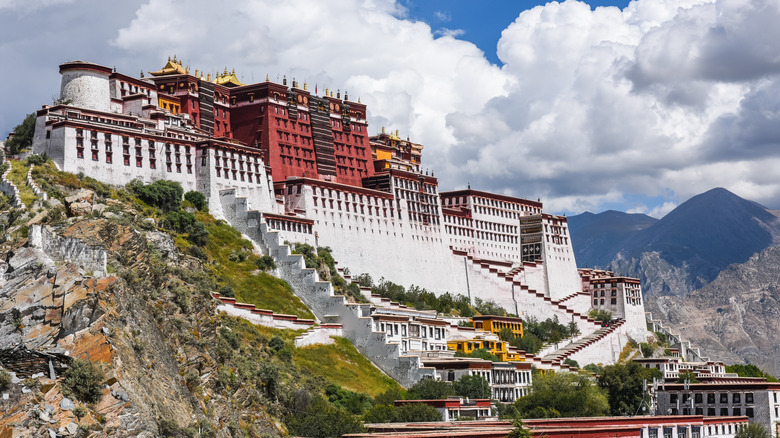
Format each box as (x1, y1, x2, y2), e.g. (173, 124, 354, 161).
(59, 61, 112, 112)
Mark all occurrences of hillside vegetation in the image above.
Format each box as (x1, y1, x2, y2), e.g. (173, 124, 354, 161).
(0, 156, 404, 436)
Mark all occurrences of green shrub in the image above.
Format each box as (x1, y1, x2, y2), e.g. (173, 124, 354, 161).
(128, 179, 183, 212)
(563, 358, 580, 369)
(640, 342, 654, 358)
(183, 190, 206, 211)
(269, 336, 285, 352)
(73, 406, 88, 419)
(453, 374, 491, 399)
(218, 285, 234, 297)
(25, 154, 48, 166)
(62, 359, 104, 403)
(220, 327, 240, 349)
(407, 378, 455, 400)
(0, 368, 11, 391)
(589, 309, 613, 324)
(256, 255, 276, 271)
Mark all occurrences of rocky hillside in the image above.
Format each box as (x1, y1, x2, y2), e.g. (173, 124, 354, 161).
(570, 188, 780, 298)
(0, 159, 399, 437)
(647, 245, 780, 375)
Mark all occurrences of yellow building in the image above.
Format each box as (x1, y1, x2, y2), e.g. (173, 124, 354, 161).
(447, 336, 525, 362)
(471, 315, 524, 338)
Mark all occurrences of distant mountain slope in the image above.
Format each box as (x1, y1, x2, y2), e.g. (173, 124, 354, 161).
(568, 210, 657, 267)
(647, 245, 780, 375)
(570, 188, 780, 297)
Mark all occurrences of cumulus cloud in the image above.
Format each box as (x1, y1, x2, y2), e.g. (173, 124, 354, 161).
(441, 0, 780, 213)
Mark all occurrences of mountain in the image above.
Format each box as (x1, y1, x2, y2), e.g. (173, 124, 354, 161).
(570, 188, 780, 297)
(647, 245, 780, 375)
(568, 210, 657, 267)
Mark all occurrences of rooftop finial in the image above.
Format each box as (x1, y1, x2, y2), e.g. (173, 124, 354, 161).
(266, 74, 270, 81)
(382, 126, 385, 134)
(358, 97, 361, 103)
(168, 55, 171, 61)
(283, 75, 287, 86)
(304, 82, 307, 91)
(468, 183, 471, 189)
(345, 91, 349, 101)
(337, 89, 340, 99)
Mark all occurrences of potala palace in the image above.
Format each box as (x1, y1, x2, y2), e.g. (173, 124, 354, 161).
(30, 58, 655, 392)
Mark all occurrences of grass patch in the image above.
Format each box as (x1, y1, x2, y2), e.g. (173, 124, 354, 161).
(295, 337, 402, 397)
(8, 160, 37, 207)
(197, 212, 314, 319)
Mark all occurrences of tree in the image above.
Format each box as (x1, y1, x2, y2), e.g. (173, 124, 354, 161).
(597, 362, 662, 416)
(640, 342, 655, 358)
(735, 423, 770, 438)
(507, 419, 533, 438)
(677, 371, 699, 384)
(394, 403, 442, 422)
(407, 378, 455, 400)
(726, 364, 779, 382)
(184, 190, 207, 211)
(453, 374, 491, 399)
(285, 397, 364, 438)
(515, 371, 609, 418)
(563, 358, 579, 369)
(129, 180, 184, 212)
(589, 309, 612, 324)
(5, 112, 35, 155)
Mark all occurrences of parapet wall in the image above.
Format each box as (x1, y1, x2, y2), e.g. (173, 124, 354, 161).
(28, 225, 107, 275)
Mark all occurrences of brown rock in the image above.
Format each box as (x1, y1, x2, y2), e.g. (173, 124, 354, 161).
(65, 189, 93, 205)
(68, 202, 92, 217)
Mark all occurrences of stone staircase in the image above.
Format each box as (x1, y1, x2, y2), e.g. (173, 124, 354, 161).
(541, 319, 625, 363)
(218, 188, 436, 387)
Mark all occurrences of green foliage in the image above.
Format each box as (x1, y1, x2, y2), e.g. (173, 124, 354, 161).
(165, 210, 209, 246)
(473, 297, 507, 316)
(183, 190, 206, 211)
(453, 374, 491, 399)
(128, 179, 184, 212)
(220, 327, 240, 349)
(640, 342, 654, 358)
(563, 358, 580, 369)
(676, 371, 700, 383)
(25, 153, 48, 166)
(589, 309, 613, 324)
(170, 283, 191, 313)
(514, 371, 609, 418)
(455, 348, 500, 362)
(735, 422, 770, 438)
(285, 396, 365, 438)
(507, 419, 533, 438)
(726, 364, 779, 382)
(374, 387, 406, 406)
(598, 362, 662, 416)
(0, 368, 10, 391)
(326, 384, 373, 415)
(499, 316, 579, 354)
(269, 335, 285, 352)
(256, 255, 276, 271)
(654, 331, 668, 345)
(62, 359, 104, 404)
(371, 279, 475, 316)
(158, 417, 195, 438)
(399, 403, 443, 422)
(407, 378, 455, 400)
(5, 112, 35, 155)
(362, 402, 442, 423)
(72, 406, 87, 419)
(353, 273, 373, 288)
(218, 285, 234, 297)
(583, 363, 604, 375)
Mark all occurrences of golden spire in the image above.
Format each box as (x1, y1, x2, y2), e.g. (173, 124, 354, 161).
(304, 82, 307, 91)
(168, 55, 171, 61)
(195, 69, 199, 77)
(232, 68, 235, 75)
(382, 126, 385, 134)
(325, 88, 329, 96)
(266, 74, 270, 81)
(185, 65, 189, 74)
(358, 97, 361, 103)
(207, 73, 211, 81)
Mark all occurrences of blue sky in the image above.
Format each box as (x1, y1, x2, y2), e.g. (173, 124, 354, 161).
(400, 0, 631, 65)
(2, 0, 779, 218)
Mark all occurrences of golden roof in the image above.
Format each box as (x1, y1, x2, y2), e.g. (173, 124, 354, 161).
(214, 67, 244, 87)
(149, 56, 187, 76)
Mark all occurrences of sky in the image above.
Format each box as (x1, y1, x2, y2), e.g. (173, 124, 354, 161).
(1, 0, 780, 218)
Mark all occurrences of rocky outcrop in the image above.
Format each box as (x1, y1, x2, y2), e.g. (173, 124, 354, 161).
(646, 245, 780, 375)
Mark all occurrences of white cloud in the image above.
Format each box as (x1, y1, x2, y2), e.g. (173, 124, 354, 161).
(434, 28, 465, 38)
(647, 202, 678, 218)
(433, 10, 450, 21)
